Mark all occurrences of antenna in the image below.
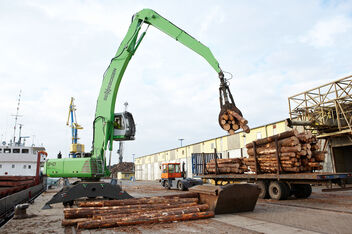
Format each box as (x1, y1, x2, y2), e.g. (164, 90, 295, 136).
(123, 102, 128, 112)
(12, 90, 22, 144)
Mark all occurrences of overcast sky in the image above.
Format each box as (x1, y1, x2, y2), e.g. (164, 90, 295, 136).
(0, 0, 351, 164)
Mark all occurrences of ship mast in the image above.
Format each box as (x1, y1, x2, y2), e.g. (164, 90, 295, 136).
(12, 90, 22, 145)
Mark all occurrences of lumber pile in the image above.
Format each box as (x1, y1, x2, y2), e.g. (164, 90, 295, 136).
(220, 109, 250, 135)
(243, 129, 325, 173)
(206, 158, 248, 174)
(62, 193, 214, 229)
(110, 162, 134, 173)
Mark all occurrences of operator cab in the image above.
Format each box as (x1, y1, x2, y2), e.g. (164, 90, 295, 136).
(161, 163, 182, 179)
(113, 111, 136, 141)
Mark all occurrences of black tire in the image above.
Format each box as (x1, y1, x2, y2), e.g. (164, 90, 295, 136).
(282, 182, 291, 199)
(177, 181, 185, 191)
(164, 181, 170, 190)
(256, 181, 269, 199)
(63, 201, 74, 207)
(292, 184, 312, 198)
(269, 181, 288, 200)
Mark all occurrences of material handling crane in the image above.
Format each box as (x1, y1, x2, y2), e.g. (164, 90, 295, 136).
(43, 9, 257, 210)
(66, 97, 85, 158)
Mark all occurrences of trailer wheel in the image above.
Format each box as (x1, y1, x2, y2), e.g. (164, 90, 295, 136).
(292, 184, 312, 198)
(177, 181, 185, 191)
(269, 181, 288, 200)
(282, 182, 291, 198)
(256, 181, 269, 199)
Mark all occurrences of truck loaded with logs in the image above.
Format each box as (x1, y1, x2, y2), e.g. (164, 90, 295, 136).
(193, 129, 352, 200)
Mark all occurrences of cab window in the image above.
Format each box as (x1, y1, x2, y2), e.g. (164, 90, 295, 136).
(175, 164, 180, 173)
(114, 116, 124, 129)
(13, 148, 20, 153)
(168, 164, 175, 173)
(162, 164, 167, 173)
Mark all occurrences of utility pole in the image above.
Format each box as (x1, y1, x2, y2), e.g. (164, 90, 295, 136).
(178, 138, 184, 147)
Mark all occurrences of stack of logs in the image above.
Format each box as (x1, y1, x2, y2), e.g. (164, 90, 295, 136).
(62, 193, 213, 229)
(220, 109, 250, 135)
(206, 158, 248, 174)
(244, 129, 325, 173)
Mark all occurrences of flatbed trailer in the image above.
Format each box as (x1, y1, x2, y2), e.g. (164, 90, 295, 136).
(192, 153, 352, 200)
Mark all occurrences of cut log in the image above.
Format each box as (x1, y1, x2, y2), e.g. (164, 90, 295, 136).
(227, 110, 248, 125)
(223, 124, 231, 131)
(65, 202, 199, 219)
(312, 151, 326, 162)
(62, 204, 209, 226)
(246, 129, 299, 148)
(77, 195, 197, 207)
(77, 211, 215, 229)
(247, 145, 301, 155)
(221, 114, 229, 121)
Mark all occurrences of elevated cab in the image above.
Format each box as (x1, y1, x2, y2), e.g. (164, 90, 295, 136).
(113, 112, 136, 141)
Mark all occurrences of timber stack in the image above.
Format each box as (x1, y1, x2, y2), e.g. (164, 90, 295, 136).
(206, 158, 248, 174)
(61, 193, 214, 229)
(243, 129, 325, 173)
(219, 109, 250, 135)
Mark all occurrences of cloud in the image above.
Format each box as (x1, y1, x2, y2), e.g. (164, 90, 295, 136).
(299, 16, 352, 47)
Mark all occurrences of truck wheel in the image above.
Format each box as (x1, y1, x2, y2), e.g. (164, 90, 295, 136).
(177, 181, 185, 191)
(256, 181, 269, 199)
(269, 181, 288, 200)
(292, 184, 312, 198)
(164, 181, 170, 190)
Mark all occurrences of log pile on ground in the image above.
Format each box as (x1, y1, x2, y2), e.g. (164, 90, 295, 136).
(110, 162, 134, 173)
(206, 158, 248, 174)
(243, 129, 325, 173)
(220, 109, 250, 135)
(62, 193, 214, 229)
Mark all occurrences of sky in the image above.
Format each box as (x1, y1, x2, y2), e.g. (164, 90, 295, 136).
(0, 0, 351, 164)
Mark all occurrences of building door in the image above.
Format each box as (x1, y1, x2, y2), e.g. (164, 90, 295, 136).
(333, 146, 352, 173)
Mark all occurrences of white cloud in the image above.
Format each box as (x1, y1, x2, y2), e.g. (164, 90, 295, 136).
(299, 16, 352, 47)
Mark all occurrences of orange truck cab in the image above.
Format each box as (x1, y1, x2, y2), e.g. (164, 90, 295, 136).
(160, 163, 202, 191)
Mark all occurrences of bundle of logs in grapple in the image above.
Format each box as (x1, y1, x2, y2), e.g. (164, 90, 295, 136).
(206, 158, 249, 174)
(243, 129, 325, 173)
(220, 109, 250, 135)
(61, 193, 213, 229)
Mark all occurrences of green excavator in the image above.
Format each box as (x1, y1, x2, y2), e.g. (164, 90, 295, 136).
(43, 9, 259, 213)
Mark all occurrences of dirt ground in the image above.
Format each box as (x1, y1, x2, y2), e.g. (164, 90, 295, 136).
(2, 180, 352, 234)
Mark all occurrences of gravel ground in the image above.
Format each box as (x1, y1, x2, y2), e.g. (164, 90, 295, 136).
(2, 180, 352, 234)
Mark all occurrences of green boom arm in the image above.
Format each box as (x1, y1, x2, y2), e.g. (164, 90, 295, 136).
(44, 9, 223, 178)
(93, 9, 222, 175)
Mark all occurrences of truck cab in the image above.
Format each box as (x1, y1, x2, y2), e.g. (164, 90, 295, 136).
(160, 162, 202, 191)
(161, 163, 182, 179)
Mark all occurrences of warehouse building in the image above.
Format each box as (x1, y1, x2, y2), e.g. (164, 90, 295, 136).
(135, 120, 298, 181)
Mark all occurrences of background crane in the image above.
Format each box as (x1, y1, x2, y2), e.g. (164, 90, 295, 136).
(66, 97, 84, 158)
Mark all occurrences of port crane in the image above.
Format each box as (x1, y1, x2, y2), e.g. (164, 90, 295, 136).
(66, 97, 84, 158)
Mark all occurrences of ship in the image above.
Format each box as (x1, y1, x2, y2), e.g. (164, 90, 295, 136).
(0, 92, 47, 226)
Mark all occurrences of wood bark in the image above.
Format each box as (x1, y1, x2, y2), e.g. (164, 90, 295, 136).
(246, 129, 299, 148)
(62, 204, 209, 227)
(77, 211, 215, 229)
(65, 202, 199, 219)
(247, 145, 301, 155)
(78, 196, 198, 207)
